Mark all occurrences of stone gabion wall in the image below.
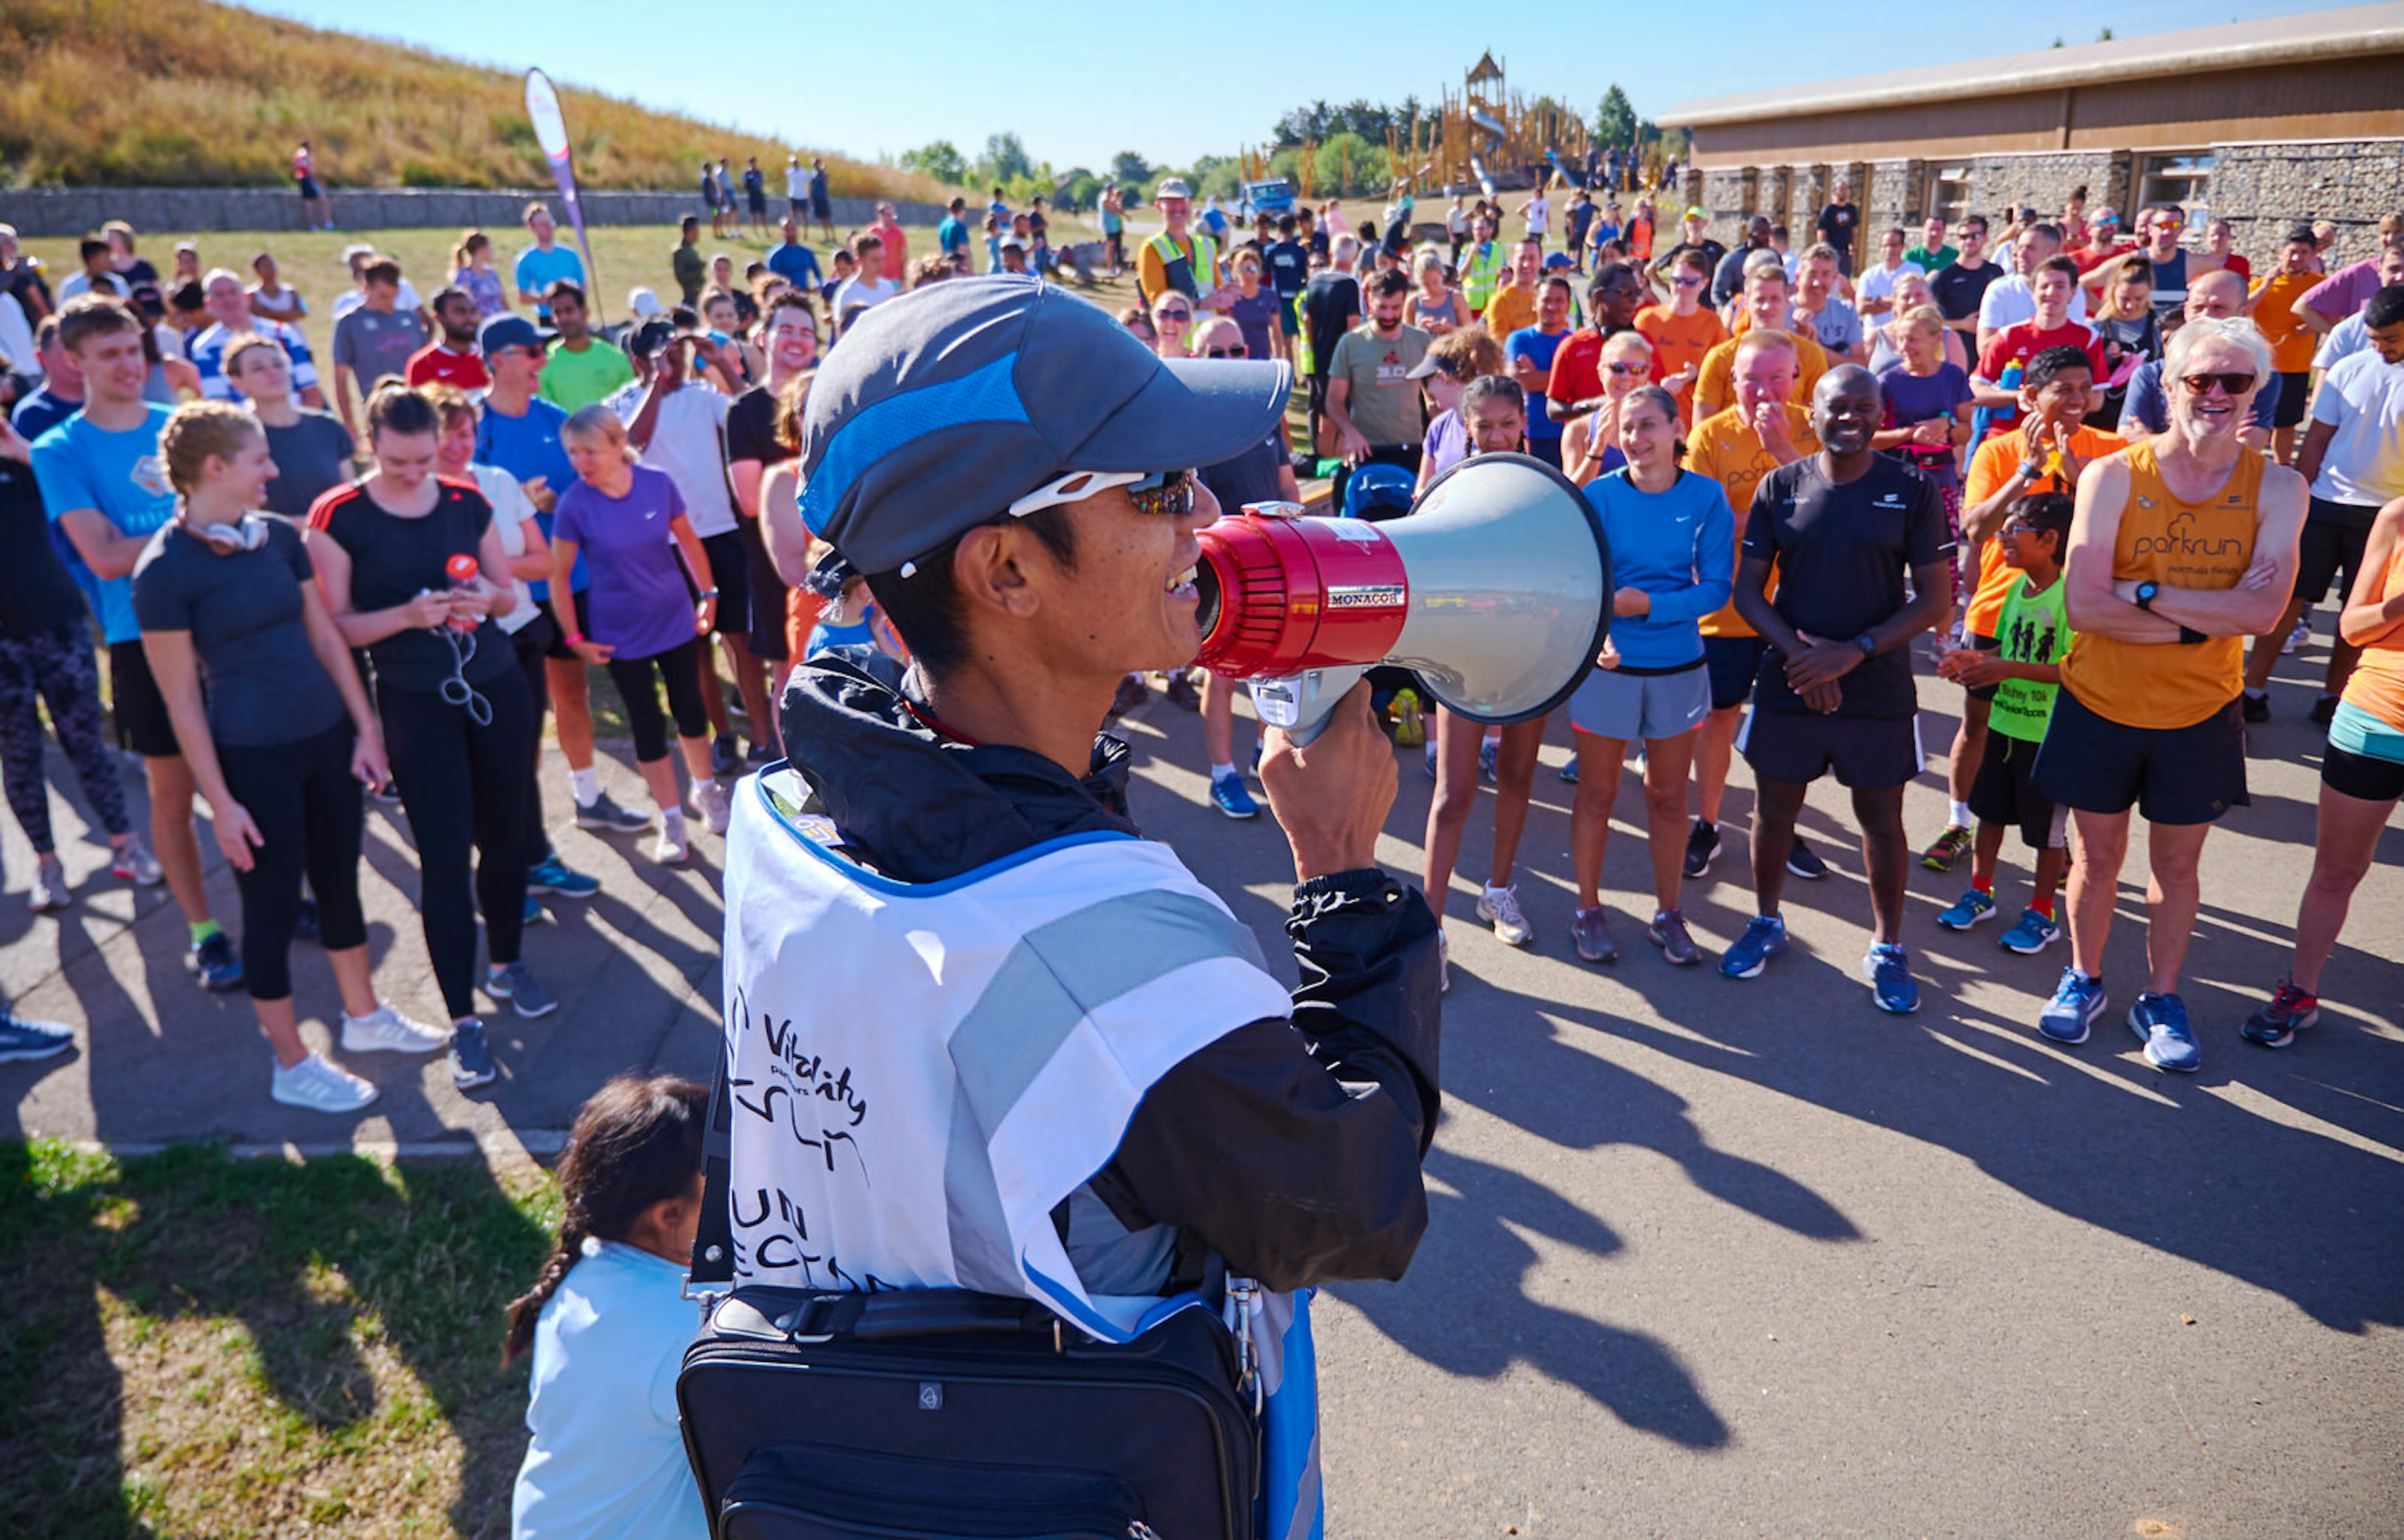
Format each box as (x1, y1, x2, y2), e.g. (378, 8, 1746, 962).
(2210, 141, 2404, 264)
(1965, 151, 2130, 224)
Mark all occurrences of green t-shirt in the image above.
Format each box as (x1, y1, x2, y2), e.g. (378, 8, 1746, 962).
(538, 338, 637, 412)
(1904, 243, 1959, 274)
(1327, 322, 1432, 448)
(1990, 572, 2072, 742)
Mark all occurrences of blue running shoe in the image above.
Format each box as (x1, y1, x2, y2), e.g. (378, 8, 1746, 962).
(0, 1006, 74, 1063)
(2038, 967, 2107, 1045)
(1998, 908, 2061, 955)
(1210, 772, 1260, 819)
(448, 1019, 499, 1089)
(2129, 992, 2202, 1074)
(1863, 943, 1920, 1014)
(2241, 978, 2320, 1049)
(185, 930, 244, 992)
(526, 853, 599, 898)
(1477, 738, 1499, 782)
(1720, 914, 1788, 979)
(1936, 889, 1996, 930)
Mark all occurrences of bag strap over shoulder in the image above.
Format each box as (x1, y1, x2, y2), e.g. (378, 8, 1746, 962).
(686, 1042, 737, 1298)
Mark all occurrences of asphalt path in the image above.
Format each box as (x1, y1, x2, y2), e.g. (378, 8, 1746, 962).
(4, 643, 2398, 1536)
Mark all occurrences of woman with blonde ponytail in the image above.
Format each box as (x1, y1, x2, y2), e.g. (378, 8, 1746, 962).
(508, 1072, 710, 1540)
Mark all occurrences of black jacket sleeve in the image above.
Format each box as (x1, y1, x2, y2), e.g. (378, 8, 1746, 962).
(1089, 868, 1442, 1293)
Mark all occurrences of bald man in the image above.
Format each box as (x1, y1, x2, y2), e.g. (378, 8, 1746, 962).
(2117, 269, 2279, 451)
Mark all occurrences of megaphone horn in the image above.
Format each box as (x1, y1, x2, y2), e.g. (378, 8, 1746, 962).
(1194, 452, 1613, 741)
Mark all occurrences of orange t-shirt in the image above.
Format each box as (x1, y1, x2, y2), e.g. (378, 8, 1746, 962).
(1688, 403, 1820, 637)
(1961, 426, 2125, 637)
(1695, 331, 1829, 423)
(2249, 272, 2321, 375)
(1634, 304, 1727, 423)
(2059, 441, 2263, 729)
(2340, 530, 2404, 731)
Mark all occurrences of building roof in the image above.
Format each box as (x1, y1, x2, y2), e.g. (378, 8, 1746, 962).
(1662, 3, 2404, 126)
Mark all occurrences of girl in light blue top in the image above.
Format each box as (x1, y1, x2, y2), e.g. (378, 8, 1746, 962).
(1565, 385, 1735, 967)
(510, 1075, 710, 1540)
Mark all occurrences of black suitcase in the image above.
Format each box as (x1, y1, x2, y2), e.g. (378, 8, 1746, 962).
(677, 1286, 1258, 1539)
(677, 1063, 1261, 1539)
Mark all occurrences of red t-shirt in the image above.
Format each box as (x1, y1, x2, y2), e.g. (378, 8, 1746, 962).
(1976, 320, 2105, 436)
(404, 343, 491, 392)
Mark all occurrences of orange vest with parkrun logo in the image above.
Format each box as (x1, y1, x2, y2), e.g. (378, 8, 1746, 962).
(2059, 441, 2262, 730)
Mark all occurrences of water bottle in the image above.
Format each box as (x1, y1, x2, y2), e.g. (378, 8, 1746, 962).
(1387, 687, 1425, 748)
(1970, 358, 2021, 443)
(445, 553, 481, 632)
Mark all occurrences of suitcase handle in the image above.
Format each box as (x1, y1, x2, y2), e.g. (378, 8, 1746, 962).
(850, 1290, 1052, 1341)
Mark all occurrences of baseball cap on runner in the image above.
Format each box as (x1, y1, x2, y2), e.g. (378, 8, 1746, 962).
(1154, 178, 1193, 201)
(796, 274, 1290, 576)
(478, 313, 548, 357)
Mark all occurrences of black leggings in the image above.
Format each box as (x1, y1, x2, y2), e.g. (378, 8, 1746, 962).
(378, 673, 532, 1019)
(511, 616, 555, 862)
(217, 719, 368, 1002)
(605, 637, 709, 762)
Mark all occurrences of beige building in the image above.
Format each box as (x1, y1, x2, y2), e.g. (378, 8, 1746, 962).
(1661, 3, 2404, 262)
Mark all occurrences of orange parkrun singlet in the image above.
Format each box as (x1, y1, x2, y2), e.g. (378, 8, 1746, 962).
(2340, 531, 2404, 732)
(2059, 441, 2263, 730)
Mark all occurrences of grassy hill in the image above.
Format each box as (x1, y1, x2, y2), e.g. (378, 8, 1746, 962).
(0, 0, 940, 200)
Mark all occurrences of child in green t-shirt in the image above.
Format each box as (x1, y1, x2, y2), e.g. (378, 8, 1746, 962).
(1934, 491, 2075, 955)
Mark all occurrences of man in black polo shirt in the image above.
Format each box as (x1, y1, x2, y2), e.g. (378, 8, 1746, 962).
(1930, 215, 2003, 346)
(1300, 260, 1362, 457)
(1724, 365, 1956, 1012)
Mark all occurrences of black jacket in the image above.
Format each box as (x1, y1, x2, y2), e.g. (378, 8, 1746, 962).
(781, 650, 1442, 1293)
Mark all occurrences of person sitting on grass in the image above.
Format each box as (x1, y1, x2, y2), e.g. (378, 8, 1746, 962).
(1933, 491, 2077, 955)
(507, 1073, 710, 1540)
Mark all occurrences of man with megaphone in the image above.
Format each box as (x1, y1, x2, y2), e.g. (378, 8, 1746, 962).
(701, 275, 1441, 1537)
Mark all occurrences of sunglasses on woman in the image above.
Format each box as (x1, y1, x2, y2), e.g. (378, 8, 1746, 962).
(1156, 308, 1191, 324)
(1605, 361, 1647, 376)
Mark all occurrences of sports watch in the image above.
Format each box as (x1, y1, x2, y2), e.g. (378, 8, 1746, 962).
(1851, 632, 1878, 658)
(2134, 581, 2160, 611)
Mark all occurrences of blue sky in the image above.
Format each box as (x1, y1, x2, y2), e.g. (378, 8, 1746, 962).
(254, 0, 2347, 173)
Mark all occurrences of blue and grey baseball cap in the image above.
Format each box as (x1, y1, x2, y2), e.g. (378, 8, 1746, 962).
(797, 274, 1290, 575)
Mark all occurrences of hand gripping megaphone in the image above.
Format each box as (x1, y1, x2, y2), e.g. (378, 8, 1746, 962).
(1194, 452, 1613, 742)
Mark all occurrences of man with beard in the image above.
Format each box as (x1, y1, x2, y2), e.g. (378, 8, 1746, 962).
(1323, 270, 1431, 509)
(404, 285, 491, 391)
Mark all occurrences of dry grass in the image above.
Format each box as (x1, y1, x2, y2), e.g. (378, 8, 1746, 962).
(0, 0, 940, 200)
(0, 1140, 560, 1538)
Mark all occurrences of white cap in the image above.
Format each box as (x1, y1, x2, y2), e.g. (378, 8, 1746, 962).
(627, 286, 665, 318)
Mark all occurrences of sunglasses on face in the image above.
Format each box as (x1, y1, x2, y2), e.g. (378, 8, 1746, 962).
(2179, 371, 2257, 396)
(1157, 309, 1191, 323)
(1006, 467, 1194, 521)
(1605, 361, 1647, 376)
(1204, 345, 1248, 357)
(1670, 275, 1704, 289)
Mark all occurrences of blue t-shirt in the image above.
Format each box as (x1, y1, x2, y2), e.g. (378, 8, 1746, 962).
(1581, 468, 1736, 670)
(475, 398, 582, 597)
(1264, 239, 1309, 299)
(937, 217, 968, 257)
(30, 404, 177, 644)
(1506, 327, 1571, 441)
(511, 1241, 707, 1540)
(513, 244, 587, 323)
(10, 386, 81, 443)
(766, 241, 822, 291)
(549, 466, 694, 662)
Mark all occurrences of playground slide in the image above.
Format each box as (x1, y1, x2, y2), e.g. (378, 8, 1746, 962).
(1467, 108, 1504, 197)
(1543, 148, 1587, 190)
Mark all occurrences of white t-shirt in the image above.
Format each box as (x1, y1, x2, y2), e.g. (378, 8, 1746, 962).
(471, 463, 545, 634)
(785, 165, 808, 201)
(2309, 350, 2404, 509)
(57, 270, 130, 302)
(0, 292, 38, 380)
(1977, 273, 2090, 334)
(831, 276, 900, 328)
(2314, 311, 2370, 371)
(611, 382, 738, 537)
(1524, 196, 1550, 238)
(1856, 260, 1927, 314)
(331, 278, 424, 321)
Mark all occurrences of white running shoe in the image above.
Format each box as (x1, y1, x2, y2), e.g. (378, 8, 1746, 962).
(1477, 885, 1534, 948)
(2284, 615, 2311, 655)
(689, 778, 731, 834)
(270, 1052, 379, 1114)
(28, 855, 71, 913)
(340, 1002, 448, 1055)
(654, 820, 691, 865)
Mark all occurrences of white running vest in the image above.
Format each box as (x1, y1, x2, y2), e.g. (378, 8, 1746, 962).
(719, 768, 1293, 1341)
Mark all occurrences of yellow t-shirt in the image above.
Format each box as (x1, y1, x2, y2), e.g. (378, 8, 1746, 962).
(1695, 332, 1829, 421)
(1688, 403, 1820, 638)
(2059, 441, 2263, 729)
(1961, 426, 2125, 638)
(1483, 283, 1536, 341)
(2248, 272, 2321, 375)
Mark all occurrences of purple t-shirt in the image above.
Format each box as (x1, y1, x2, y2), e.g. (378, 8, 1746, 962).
(2301, 259, 2383, 325)
(1422, 408, 1467, 477)
(1877, 361, 1974, 489)
(550, 465, 694, 661)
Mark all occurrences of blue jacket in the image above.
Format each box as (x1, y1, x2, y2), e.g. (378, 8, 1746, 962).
(1583, 468, 1735, 669)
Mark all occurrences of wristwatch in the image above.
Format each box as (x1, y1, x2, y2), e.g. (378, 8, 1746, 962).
(2134, 580, 2160, 611)
(1851, 632, 1878, 659)
(2017, 456, 2045, 481)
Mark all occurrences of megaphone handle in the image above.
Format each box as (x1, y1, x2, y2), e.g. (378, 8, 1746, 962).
(1250, 665, 1368, 749)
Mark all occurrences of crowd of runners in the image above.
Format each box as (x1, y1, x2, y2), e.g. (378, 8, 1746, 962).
(0, 173, 2397, 1106)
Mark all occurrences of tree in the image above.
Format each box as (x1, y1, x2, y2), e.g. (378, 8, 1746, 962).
(1110, 150, 1151, 185)
(1058, 168, 1101, 212)
(979, 132, 1032, 185)
(1596, 85, 1636, 149)
(898, 140, 967, 186)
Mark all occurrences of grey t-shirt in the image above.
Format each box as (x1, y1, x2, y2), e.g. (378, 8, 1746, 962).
(131, 516, 346, 747)
(1327, 322, 1432, 447)
(330, 306, 429, 394)
(259, 410, 356, 521)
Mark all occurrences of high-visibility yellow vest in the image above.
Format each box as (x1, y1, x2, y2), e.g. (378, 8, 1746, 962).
(1462, 241, 1505, 312)
(1147, 229, 1218, 301)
